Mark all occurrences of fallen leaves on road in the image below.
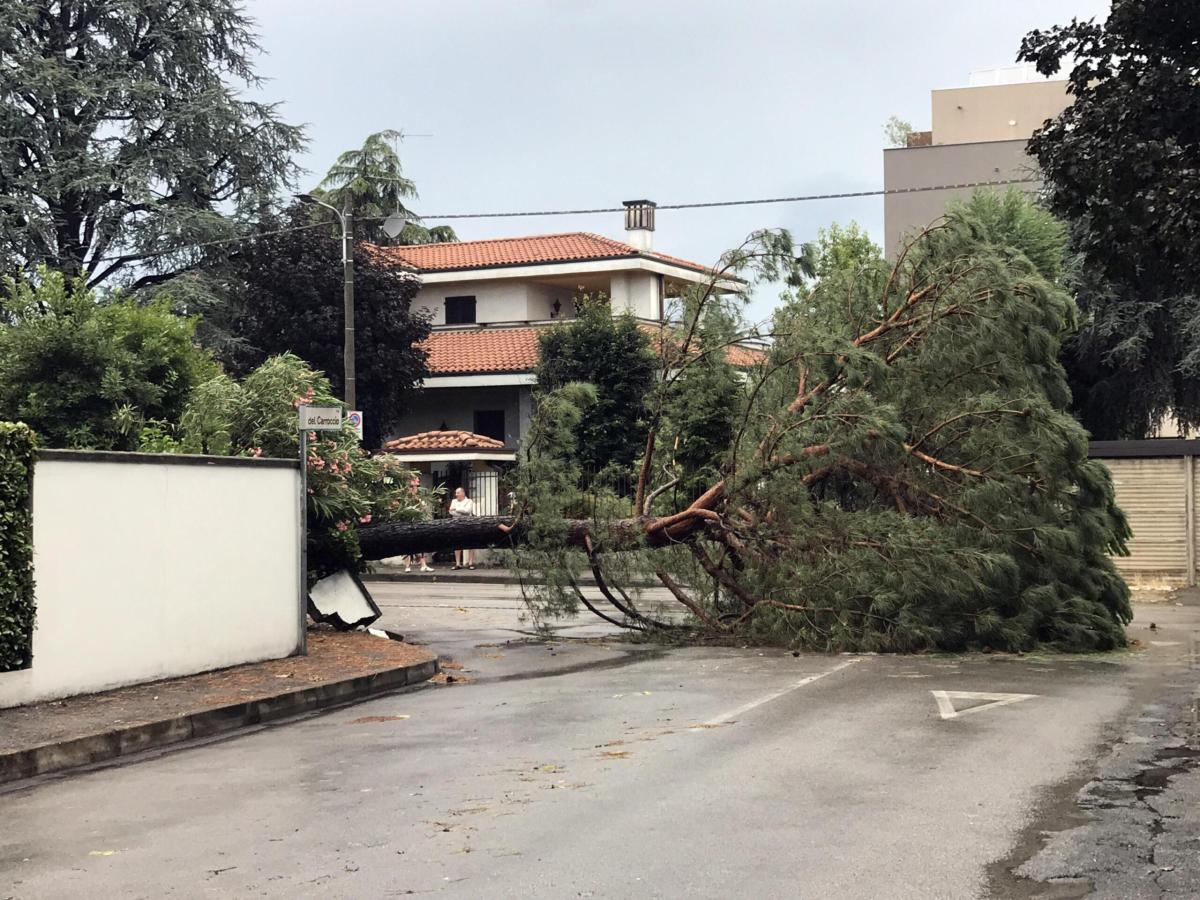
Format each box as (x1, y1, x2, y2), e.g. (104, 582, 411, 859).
(348, 714, 410, 724)
(600, 750, 633, 759)
(431, 672, 473, 685)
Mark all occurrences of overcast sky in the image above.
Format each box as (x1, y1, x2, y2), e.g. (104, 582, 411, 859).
(248, 0, 1109, 321)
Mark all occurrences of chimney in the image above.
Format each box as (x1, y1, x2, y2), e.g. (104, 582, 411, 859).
(623, 199, 656, 251)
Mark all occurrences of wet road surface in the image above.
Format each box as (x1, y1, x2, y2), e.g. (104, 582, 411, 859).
(2, 582, 1197, 898)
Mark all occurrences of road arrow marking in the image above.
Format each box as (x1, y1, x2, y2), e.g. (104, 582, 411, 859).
(931, 690, 1037, 720)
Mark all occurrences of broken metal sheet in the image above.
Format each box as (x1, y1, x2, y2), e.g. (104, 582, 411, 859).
(307, 569, 381, 630)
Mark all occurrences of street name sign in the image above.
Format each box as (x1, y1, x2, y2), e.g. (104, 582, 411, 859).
(300, 406, 343, 432)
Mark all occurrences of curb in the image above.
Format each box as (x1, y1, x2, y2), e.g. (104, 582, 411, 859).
(0, 658, 438, 786)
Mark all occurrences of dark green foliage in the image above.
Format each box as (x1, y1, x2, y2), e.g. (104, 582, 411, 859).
(0, 422, 35, 671)
(311, 130, 457, 246)
(0, 0, 304, 289)
(505, 382, 597, 622)
(728, 191, 1130, 651)
(196, 205, 432, 448)
(535, 297, 657, 477)
(1019, 1, 1200, 437)
(515, 193, 1132, 653)
(0, 271, 215, 449)
(659, 306, 741, 507)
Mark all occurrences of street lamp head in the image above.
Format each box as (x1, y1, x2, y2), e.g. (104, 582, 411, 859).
(295, 192, 342, 221)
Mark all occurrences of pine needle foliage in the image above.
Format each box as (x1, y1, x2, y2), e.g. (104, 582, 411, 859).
(513, 192, 1132, 652)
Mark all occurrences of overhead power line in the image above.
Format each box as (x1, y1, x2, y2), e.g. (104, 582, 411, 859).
(86, 177, 1038, 264)
(408, 177, 1039, 221)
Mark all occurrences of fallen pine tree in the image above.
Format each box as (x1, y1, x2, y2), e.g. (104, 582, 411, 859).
(361, 192, 1132, 652)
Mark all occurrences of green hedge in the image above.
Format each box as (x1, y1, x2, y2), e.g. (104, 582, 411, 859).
(0, 422, 35, 672)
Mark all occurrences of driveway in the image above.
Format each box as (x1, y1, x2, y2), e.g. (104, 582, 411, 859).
(1, 581, 1197, 898)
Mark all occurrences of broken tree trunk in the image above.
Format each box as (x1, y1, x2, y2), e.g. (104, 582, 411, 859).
(357, 512, 713, 560)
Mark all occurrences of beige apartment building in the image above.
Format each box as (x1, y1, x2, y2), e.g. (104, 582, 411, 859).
(883, 66, 1070, 257)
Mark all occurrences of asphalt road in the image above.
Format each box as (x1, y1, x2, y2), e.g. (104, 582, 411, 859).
(2, 581, 1198, 899)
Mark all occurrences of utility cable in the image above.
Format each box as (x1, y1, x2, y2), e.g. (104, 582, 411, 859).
(84, 177, 1039, 264)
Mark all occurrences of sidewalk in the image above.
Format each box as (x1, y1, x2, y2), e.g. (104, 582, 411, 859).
(366, 564, 541, 586)
(0, 629, 437, 786)
(365, 563, 656, 587)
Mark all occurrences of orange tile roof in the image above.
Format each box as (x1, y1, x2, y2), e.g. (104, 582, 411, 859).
(725, 343, 766, 367)
(422, 325, 764, 376)
(423, 327, 540, 374)
(369, 232, 711, 275)
(383, 430, 506, 452)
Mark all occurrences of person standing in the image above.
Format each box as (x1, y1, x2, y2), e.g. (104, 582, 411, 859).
(449, 485, 476, 570)
(405, 476, 434, 573)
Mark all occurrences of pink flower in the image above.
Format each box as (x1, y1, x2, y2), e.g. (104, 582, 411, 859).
(335, 521, 349, 533)
(250, 447, 263, 458)
(359, 514, 372, 524)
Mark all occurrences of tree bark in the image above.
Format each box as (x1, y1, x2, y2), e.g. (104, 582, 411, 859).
(357, 514, 707, 560)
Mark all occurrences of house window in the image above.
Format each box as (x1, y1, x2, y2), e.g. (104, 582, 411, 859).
(473, 410, 505, 443)
(445, 296, 476, 325)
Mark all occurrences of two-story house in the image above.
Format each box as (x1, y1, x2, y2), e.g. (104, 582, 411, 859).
(373, 200, 736, 508)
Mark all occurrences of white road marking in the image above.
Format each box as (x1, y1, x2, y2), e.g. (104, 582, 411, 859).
(692, 657, 864, 729)
(931, 690, 1037, 720)
(1150, 641, 1182, 646)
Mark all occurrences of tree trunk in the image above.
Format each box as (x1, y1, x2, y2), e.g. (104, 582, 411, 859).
(359, 516, 520, 559)
(357, 514, 702, 561)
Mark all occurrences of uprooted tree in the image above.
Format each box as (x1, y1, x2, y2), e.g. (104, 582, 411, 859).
(360, 191, 1132, 652)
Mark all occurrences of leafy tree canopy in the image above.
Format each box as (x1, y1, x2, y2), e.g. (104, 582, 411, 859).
(883, 116, 915, 148)
(0, 269, 216, 449)
(1019, 0, 1200, 437)
(0, 0, 304, 290)
(197, 205, 432, 448)
(535, 296, 657, 479)
(311, 130, 457, 246)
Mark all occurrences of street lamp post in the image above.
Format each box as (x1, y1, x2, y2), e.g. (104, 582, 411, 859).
(298, 194, 356, 411)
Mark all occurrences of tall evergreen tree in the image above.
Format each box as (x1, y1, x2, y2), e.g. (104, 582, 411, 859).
(0, 1, 304, 289)
(312, 130, 456, 246)
(535, 296, 657, 479)
(659, 303, 742, 508)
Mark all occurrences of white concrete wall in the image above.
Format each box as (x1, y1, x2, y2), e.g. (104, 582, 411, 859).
(415, 280, 534, 325)
(525, 282, 577, 321)
(0, 452, 303, 708)
(609, 271, 660, 318)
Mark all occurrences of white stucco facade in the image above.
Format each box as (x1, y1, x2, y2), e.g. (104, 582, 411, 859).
(0, 451, 303, 708)
(387, 218, 726, 452)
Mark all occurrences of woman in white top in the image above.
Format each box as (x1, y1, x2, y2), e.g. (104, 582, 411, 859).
(449, 486, 476, 569)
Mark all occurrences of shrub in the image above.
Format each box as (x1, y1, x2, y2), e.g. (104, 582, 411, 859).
(0, 422, 35, 671)
(0, 269, 217, 449)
